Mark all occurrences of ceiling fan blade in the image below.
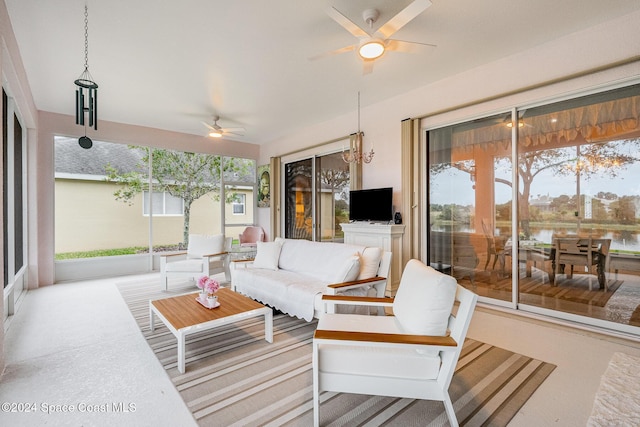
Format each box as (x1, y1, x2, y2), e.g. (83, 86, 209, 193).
(375, 0, 432, 39)
(327, 6, 369, 38)
(385, 39, 436, 53)
(308, 44, 356, 61)
(222, 127, 245, 133)
(201, 121, 216, 131)
(224, 130, 245, 136)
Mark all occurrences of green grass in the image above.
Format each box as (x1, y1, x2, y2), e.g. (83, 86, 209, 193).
(55, 246, 179, 261)
(56, 240, 241, 261)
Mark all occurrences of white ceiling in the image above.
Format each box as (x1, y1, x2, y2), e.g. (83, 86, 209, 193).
(6, 0, 640, 145)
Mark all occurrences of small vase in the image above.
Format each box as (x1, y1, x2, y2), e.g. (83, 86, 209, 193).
(207, 295, 218, 307)
(199, 290, 207, 302)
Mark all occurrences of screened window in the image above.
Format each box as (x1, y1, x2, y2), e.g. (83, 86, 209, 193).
(54, 137, 256, 258)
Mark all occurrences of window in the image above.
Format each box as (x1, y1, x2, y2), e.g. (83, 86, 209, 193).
(427, 83, 640, 333)
(232, 194, 245, 215)
(2, 87, 27, 317)
(143, 191, 184, 215)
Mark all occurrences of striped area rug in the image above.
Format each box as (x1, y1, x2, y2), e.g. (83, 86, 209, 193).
(117, 277, 556, 426)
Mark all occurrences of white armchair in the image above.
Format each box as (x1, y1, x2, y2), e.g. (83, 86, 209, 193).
(159, 234, 232, 290)
(312, 259, 478, 427)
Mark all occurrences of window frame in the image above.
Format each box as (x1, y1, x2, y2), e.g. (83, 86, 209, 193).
(142, 190, 184, 216)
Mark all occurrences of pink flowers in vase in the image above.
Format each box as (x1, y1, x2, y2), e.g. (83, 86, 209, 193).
(197, 276, 220, 297)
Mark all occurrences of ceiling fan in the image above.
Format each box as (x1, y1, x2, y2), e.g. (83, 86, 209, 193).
(202, 115, 245, 138)
(312, 0, 436, 74)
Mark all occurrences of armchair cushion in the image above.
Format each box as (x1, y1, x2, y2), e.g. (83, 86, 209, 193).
(393, 259, 457, 336)
(318, 344, 441, 380)
(187, 234, 225, 258)
(252, 240, 284, 270)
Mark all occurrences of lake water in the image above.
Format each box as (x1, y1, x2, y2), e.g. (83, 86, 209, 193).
(434, 225, 640, 253)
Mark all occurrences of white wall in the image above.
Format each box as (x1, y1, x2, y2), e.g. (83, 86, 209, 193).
(258, 10, 640, 239)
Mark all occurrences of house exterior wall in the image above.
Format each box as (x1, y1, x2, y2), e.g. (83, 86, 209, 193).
(55, 178, 253, 253)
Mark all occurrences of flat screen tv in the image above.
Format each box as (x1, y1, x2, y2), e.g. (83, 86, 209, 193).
(349, 187, 393, 223)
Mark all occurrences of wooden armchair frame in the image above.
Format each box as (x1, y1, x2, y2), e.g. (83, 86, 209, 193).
(312, 284, 478, 427)
(160, 236, 232, 290)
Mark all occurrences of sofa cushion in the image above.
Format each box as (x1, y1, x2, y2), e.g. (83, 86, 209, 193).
(358, 246, 383, 279)
(393, 259, 457, 336)
(278, 239, 366, 282)
(187, 234, 225, 258)
(252, 240, 284, 270)
(233, 268, 328, 321)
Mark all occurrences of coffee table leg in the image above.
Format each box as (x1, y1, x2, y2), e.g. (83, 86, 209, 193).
(264, 310, 273, 343)
(177, 334, 186, 373)
(150, 306, 155, 332)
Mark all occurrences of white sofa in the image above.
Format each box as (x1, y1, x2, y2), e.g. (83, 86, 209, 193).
(230, 238, 391, 321)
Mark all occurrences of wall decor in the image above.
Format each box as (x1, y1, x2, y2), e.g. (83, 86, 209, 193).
(258, 165, 270, 208)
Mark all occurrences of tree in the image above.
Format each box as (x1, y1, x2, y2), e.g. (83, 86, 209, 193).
(495, 140, 639, 237)
(105, 147, 252, 247)
(431, 138, 640, 238)
(610, 196, 637, 225)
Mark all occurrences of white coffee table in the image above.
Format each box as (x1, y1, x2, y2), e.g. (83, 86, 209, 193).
(149, 287, 273, 373)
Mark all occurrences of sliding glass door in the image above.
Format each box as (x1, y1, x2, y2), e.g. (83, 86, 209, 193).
(284, 151, 350, 242)
(285, 158, 313, 240)
(428, 113, 513, 303)
(427, 83, 640, 333)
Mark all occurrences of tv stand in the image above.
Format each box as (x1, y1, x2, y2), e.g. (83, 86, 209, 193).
(340, 222, 405, 296)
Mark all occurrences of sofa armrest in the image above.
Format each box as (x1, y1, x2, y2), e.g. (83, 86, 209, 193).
(322, 294, 394, 307)
(326, 276, 387, 293)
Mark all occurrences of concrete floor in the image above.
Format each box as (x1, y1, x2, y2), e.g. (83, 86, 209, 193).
(0, 274, 196, 427)
(1, 272, 640, 426)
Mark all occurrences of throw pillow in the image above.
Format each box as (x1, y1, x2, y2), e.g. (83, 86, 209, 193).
(393, 259, 457, 336)
(252, 240, 284, 270)
(332, 254, 361, 283)
(358, 247, 383, 279)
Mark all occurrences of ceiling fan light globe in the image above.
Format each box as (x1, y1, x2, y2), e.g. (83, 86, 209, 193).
(358, 40, 385, 59)
(209, 131, 223, 138)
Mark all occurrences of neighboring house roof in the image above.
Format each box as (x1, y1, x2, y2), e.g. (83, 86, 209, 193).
(54, 137, 255, 186)
(55, 137, 145, 177)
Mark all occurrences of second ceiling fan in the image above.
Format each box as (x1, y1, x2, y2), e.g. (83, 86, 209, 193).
(202, 115, 245, 138)
(312, 0, 436, 74)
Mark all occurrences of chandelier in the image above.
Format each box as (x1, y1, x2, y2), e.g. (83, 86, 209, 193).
(342, 92, 374, 164)
(74, 5, 98, 149)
